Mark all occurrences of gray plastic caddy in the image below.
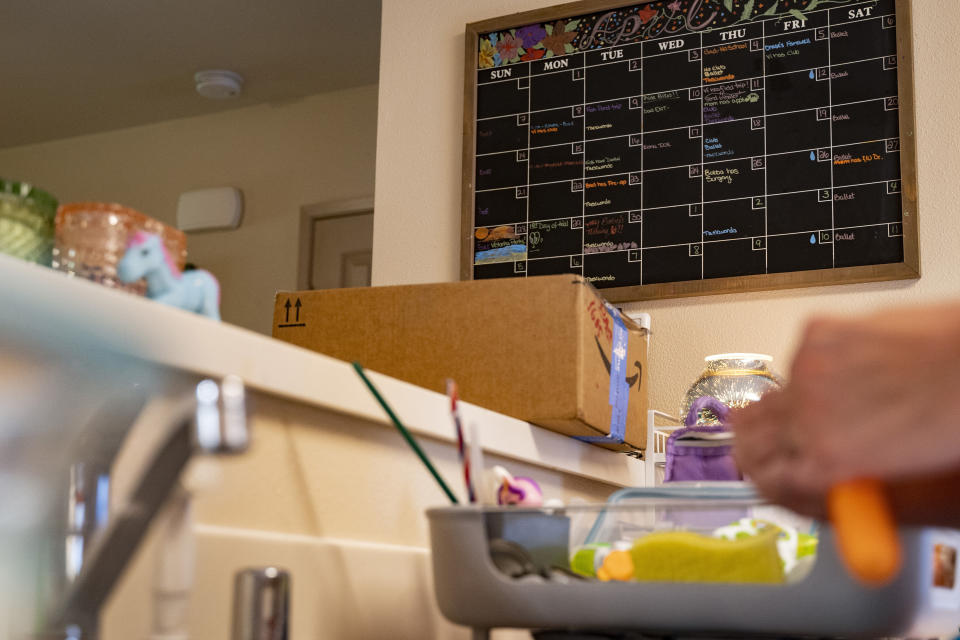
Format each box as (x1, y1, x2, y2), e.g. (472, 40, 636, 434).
(427, 486, 960, 638)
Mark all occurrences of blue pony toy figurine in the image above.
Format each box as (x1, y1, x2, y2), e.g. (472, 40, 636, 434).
(117, 231, 221, 320)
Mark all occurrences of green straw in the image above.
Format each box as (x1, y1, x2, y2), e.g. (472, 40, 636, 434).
(352, 362, 458, 504)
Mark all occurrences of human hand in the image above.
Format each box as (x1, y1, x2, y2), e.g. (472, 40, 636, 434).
(731, 302, 960, 524)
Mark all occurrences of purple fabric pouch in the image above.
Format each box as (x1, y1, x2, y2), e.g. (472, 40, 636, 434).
(664, 396, 742, 483)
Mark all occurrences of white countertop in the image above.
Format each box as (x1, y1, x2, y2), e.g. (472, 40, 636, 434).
(0, 253, 644, 487)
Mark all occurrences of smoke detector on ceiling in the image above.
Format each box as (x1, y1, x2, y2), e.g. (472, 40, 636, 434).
(194, 70, 244, 99)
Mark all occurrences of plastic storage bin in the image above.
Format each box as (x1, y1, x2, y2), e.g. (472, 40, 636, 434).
(428, 484, 960, 638)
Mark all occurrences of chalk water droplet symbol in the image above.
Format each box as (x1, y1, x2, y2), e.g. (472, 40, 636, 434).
(810, 151, 816, 161)
(809, 234, 817, 245)
(809, 70, 815, 79)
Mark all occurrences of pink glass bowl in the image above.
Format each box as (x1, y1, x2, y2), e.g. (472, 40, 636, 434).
(52, 202, 187, 295)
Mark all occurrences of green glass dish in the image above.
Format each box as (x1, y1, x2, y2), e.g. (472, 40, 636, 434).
(0, 179, 58, 266)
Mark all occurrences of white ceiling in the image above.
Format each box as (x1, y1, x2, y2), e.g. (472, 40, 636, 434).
(0, 0, 382, 149)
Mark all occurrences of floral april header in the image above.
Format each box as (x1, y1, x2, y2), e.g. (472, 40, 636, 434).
(479, 0, 852, 69)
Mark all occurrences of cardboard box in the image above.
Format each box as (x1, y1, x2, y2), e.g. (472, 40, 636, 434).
(272, 275, 648, 451)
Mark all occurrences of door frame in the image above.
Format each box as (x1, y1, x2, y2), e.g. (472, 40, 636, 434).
(298, 196, 374, 290)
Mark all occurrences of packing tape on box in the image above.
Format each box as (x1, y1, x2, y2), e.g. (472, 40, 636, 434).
(574, 303, 629, 444)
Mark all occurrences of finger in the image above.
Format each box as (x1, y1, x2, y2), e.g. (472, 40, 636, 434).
(750, 450, 827, 518)
(732, 390, 791, 471)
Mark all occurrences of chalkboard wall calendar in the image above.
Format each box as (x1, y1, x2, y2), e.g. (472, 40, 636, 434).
(461, 0, 919, 301)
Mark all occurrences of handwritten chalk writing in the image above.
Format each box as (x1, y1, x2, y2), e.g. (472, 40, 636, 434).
(478, 238, 526, 249)
(531, 120, 575, 135)
(704, 41, 748, 56)
(704, 227, 738, 237)
(532, 160, 584, 171)
(584, 241, 639, 254)
(586, 102, 624, 113)
(704, 83, 751, 98)
(704, 167, 739, 184)
(645, 91, 681, 102)
(704, 138, 730, 159)
(531, 219, 570, 230)
(580, 0, 719, 50)
(766, 37, 811, 53)
(585, 179, 629, 188)
(585, 156, 622, 172)
(834, 153, 883, 166)
(703, 107, 730, 124)
(585, 214, 627, 237)
(705, 73, 735, 84)
(580, 11, 645, 49)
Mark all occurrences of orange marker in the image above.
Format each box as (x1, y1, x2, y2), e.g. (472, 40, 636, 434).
(828, 478, 902, 586)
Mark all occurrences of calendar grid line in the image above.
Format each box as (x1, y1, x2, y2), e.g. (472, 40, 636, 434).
(477, 54, 895, 122)
(475, 95, 898, 157)
(475, 177, 901, 226)
(476, 140, 901, 194)
(483, 219, 907, 266)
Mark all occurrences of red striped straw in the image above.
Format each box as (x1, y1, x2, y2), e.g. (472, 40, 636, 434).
(446, 379, 475, 503)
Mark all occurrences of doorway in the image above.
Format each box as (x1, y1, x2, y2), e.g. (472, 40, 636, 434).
(298, 197, 374, 290)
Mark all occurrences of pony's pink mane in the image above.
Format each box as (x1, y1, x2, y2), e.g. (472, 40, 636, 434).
(127, 231, 181, 279)
(126, 230, 151, 248)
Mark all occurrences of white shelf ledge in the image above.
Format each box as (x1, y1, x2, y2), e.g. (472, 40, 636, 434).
(0, 253, 644, 488)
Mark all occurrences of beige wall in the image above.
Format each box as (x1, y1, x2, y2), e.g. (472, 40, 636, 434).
(0, 84, 379, 334)
(373, 0, 960, 414)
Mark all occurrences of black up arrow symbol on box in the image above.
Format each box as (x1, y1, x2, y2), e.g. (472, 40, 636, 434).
(281, 298, 304, 327)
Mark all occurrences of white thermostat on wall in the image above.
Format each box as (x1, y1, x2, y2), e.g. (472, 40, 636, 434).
(176, 187, 244, 231)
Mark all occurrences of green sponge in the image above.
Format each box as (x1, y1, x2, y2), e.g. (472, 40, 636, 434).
(631, 529, 785, 584)
(570, 543, 610, 578)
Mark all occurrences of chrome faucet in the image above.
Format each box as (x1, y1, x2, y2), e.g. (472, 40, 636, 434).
(38, 375, 249, 639)
(231, 567, 291, 640)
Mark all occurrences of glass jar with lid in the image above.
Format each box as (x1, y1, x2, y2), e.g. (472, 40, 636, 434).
(680, 353, 782, 425)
